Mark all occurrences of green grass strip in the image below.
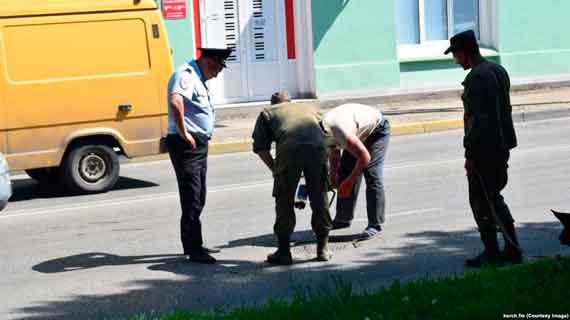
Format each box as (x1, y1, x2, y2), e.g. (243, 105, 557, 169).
(132, 256, 570, 320)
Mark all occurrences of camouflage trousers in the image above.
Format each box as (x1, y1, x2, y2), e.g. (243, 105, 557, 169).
(273, 146, 333, 238)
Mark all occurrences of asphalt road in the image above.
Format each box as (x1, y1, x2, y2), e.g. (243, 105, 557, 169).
(1, 118, 569, 320)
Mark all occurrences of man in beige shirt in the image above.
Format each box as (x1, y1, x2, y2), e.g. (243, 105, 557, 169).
(321, 103, 390, 239)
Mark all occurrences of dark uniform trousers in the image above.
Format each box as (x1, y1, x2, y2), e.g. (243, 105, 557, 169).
(273, 145, 332, 238)
(467, 150, 514, 233)
(166, 134, 208, 254)
(336, 119, 390, 228)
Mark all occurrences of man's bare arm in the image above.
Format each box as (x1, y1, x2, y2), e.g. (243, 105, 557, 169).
(169, 93, 196, 148)
(338, 136, 370, 198)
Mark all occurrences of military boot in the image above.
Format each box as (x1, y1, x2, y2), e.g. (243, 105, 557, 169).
(267, 236, 293, 265)
(501, 223, 523, 265)
(316, 234, 332, 262)
(465, 231, 501, 268)
(188, 249, 216, 264)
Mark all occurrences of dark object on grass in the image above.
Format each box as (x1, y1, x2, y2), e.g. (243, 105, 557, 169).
(551, 210, 570, 246)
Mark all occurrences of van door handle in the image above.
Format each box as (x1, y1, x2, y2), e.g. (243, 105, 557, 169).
(118, 104, 132, 112)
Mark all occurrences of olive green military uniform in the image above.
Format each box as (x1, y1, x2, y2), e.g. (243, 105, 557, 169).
(446, 30, 522, 267)
(252, 102, 332, 238)
(462, 59, 517, 233)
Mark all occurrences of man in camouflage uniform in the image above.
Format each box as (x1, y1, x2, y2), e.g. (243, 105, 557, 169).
(445, 30, 523, 267)
(252, 91, 333, 265)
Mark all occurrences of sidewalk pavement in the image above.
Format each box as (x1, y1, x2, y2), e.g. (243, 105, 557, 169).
(137, 81, 570, 160)
(206, 81, 570, 154)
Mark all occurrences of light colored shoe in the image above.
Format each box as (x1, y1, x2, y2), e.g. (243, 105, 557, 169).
(360, 226, 381, 240)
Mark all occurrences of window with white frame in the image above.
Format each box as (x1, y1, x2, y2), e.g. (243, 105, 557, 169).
(396, 0, 480, 45)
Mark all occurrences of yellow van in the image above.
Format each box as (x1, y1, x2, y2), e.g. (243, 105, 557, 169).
(0, 0, 173, 193)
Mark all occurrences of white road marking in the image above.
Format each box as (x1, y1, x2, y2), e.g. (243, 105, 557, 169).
(0, 180, 273, 219)
(351, 208, 441, 224)
(390, 207, 442, 217)
(3, 142, 569, 220)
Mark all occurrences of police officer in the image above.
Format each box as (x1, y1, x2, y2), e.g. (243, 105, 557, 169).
(252, 91, 333, 265)
(445, 30, 522, 267)
(166, 47, 232, 264)
(321, 104, 390, 240)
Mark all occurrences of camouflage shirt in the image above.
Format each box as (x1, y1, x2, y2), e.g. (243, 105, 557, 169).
(252, 102, 326, 172)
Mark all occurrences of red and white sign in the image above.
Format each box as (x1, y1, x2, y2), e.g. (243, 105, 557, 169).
(162, 0, 187, 19)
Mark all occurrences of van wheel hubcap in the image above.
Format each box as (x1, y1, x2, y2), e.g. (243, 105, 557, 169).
(79, 153, 106, 182)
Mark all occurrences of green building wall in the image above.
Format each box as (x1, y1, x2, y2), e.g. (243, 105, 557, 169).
(158, 0, 196, 67)
(497, 0, 570, 77)
(310, 0, 570, 96)
(399, 60, 470, 89)
(160, 1, 570, 99)
(311, 0, 400, 95)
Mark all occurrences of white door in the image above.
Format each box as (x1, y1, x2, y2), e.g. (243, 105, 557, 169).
(200, 0, 288, 104)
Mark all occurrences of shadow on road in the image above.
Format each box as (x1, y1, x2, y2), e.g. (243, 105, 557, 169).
(19, 221, 568, 320)
(32, 251, 320, 275)
(9, 176, 159, 202)
(219, 230, 366, 249)
(33, 253, 185, 274)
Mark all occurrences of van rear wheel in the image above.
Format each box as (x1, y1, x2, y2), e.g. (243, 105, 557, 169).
(62, 144, 119, 193)
(25, 167, 60, 183)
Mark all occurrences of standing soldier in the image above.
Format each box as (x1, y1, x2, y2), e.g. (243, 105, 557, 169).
(166, 48, 232, 264)
(252, 91, 333, 265)
(445, 30, 523, 267)
(321, 103, 390, 240)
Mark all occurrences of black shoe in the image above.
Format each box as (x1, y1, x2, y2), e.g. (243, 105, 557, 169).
(332, 220, 350, 230)
(465, 251, 501, 268)
(501, 247, 523, 266)
(267, 249, 293, 265)
(202, 246, 221, 254)
(188, 250, 216, 264)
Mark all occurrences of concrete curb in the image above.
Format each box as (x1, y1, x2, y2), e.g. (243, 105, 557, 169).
(131, 118, 466, 162)
(130, 109, 569, 161)
(208, 119, 465, 155)
(209, 140, 253, 155)
(391, 119, 464, 136)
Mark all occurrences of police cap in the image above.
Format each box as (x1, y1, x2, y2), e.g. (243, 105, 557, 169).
(444, 30, 479, 55)
(199, 47, 234, 68)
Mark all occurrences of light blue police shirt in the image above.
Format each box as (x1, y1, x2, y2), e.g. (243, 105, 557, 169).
(167, 60, 214, 143)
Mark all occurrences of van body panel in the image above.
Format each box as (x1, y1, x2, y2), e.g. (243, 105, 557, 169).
(0, 45, 5, 154)
(0, 6, 173, 171)
(4, 18, 151, 83)
(0, 0, 157, 18)
(6, 119, 162, 171)
(6, 123, 160, 171)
